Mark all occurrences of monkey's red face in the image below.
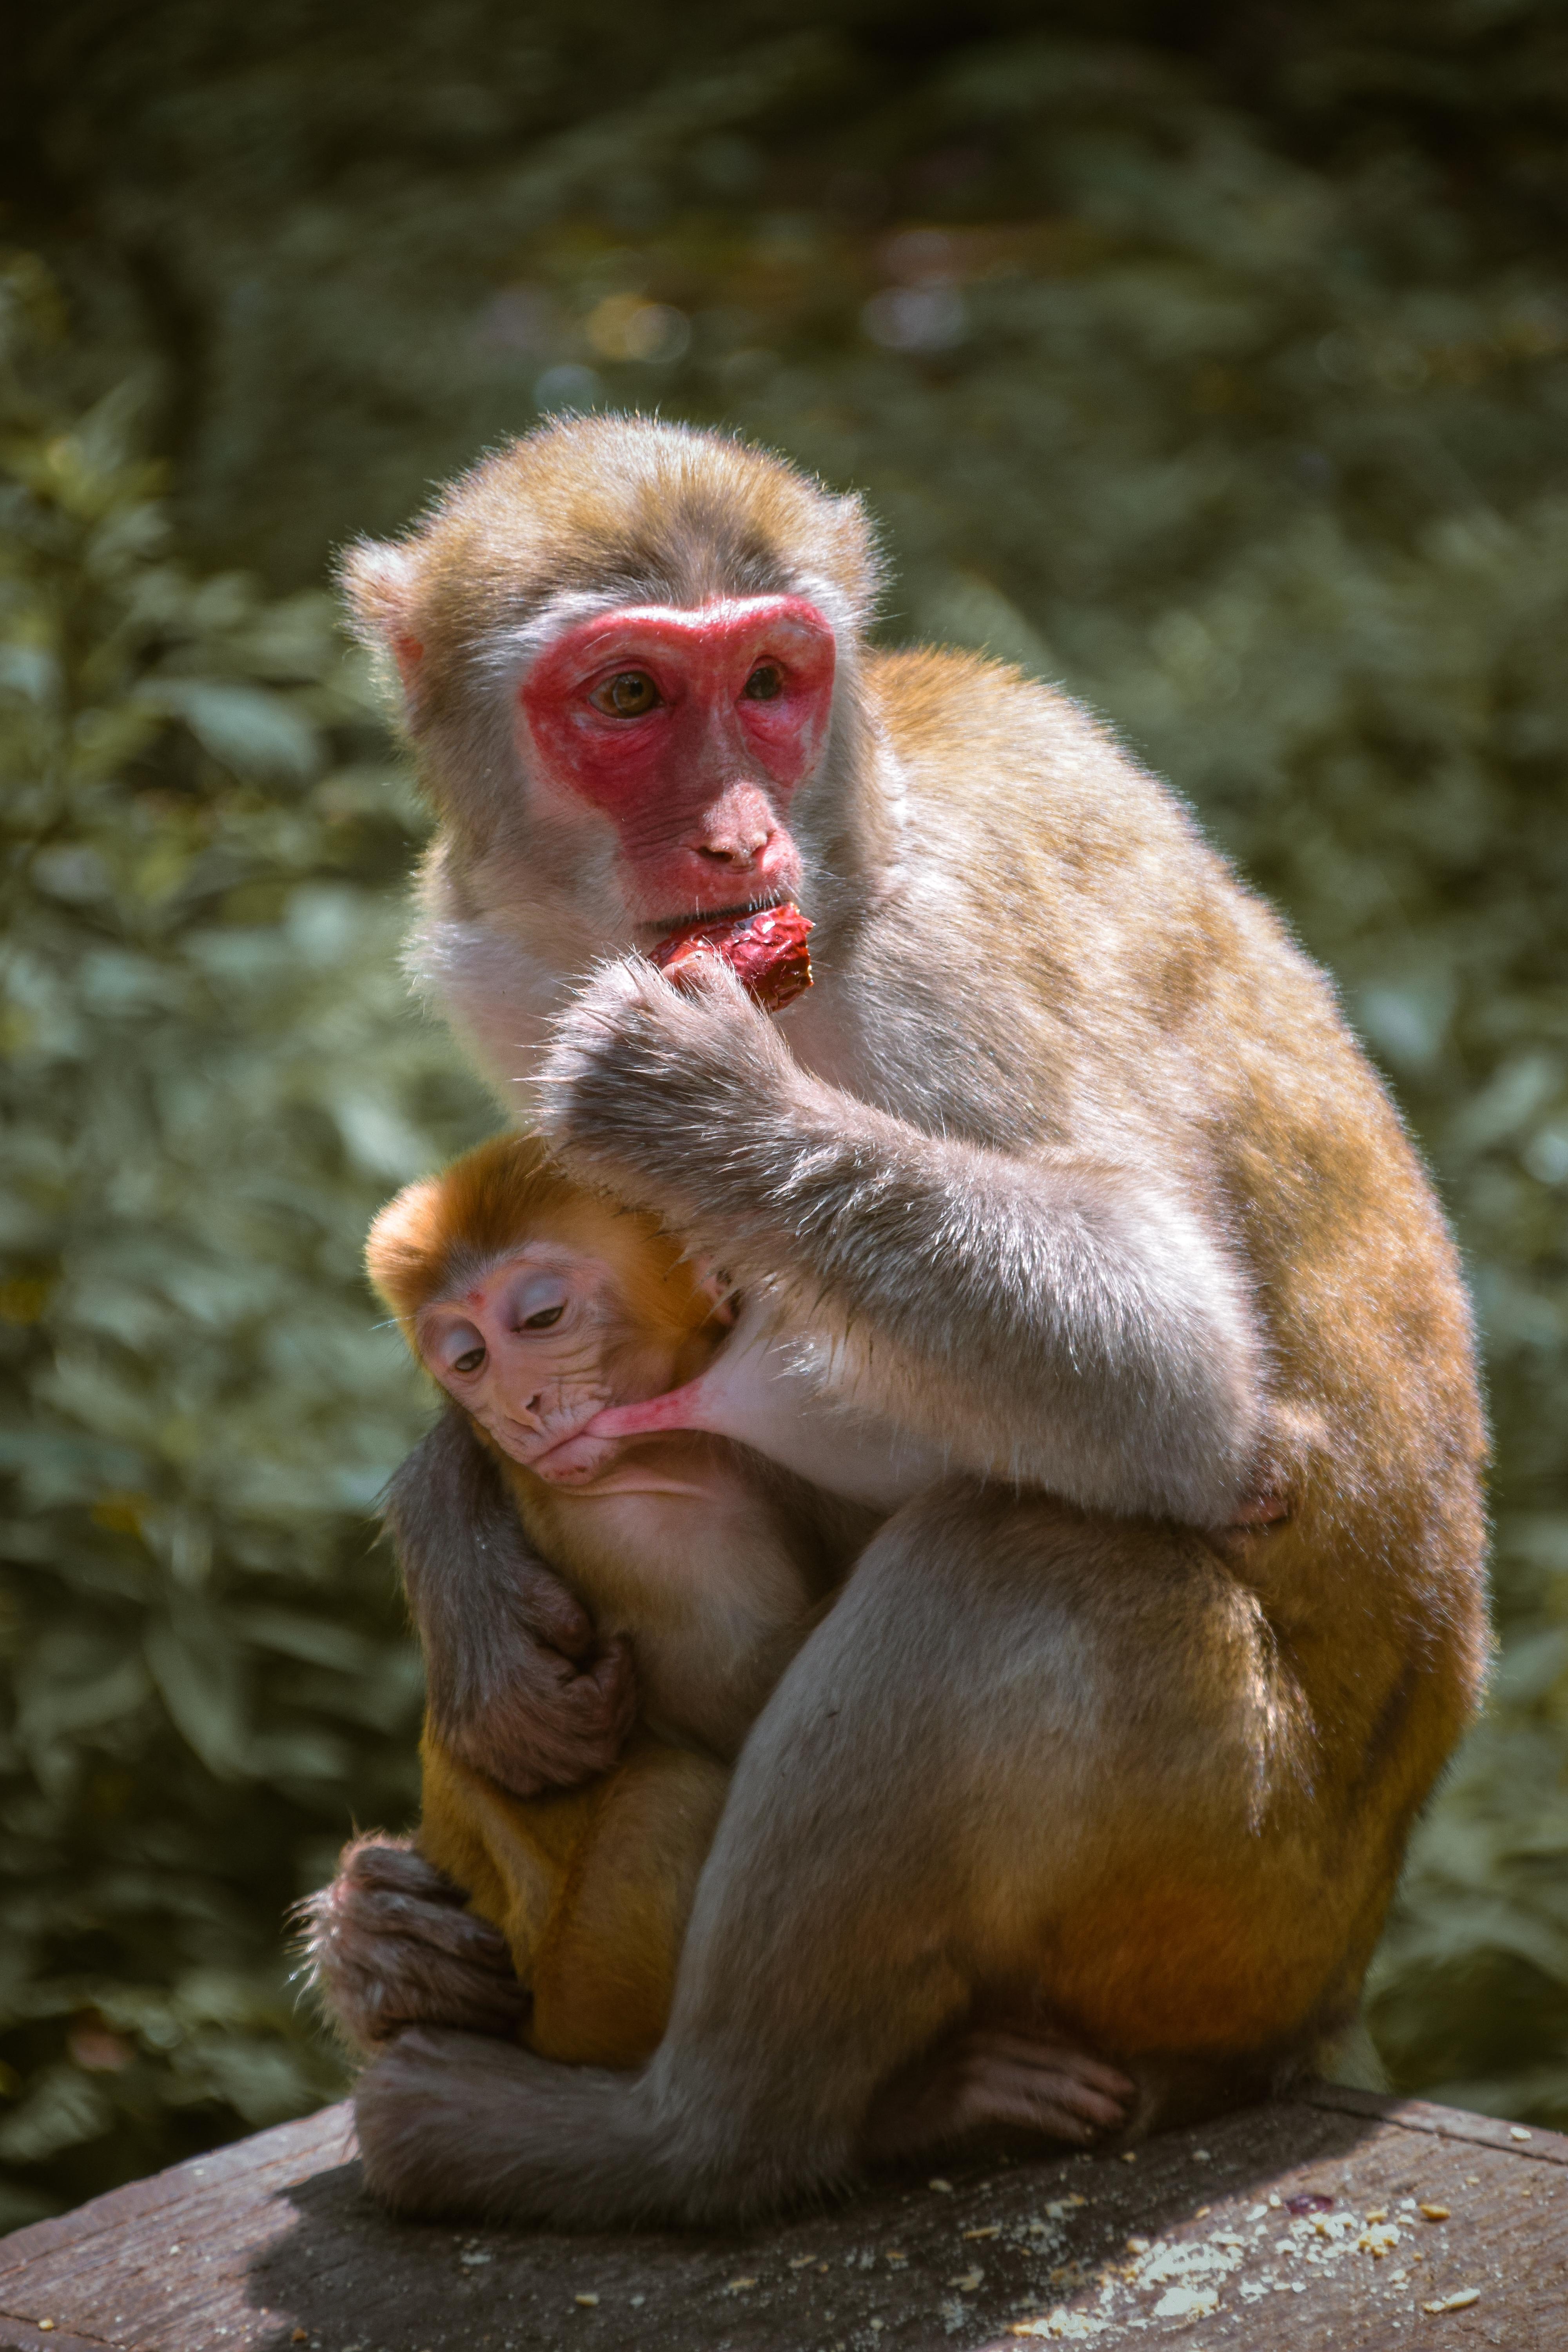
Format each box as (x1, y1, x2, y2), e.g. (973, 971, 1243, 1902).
(520, 597, 835, 926)
(417, 1243, 721, 1485)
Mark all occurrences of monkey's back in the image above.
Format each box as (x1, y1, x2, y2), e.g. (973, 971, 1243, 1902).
(838, 648, 1486, 1869)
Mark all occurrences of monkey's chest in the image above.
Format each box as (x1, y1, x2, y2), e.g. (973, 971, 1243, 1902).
(529, 1484, 815, 1763)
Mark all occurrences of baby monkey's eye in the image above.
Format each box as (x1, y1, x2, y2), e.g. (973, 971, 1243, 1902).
(452, 1346, 486, 1375)
(522, 1303, 565, 1330)
(742, 662, 784, 702)
(589, 670, 661, 718)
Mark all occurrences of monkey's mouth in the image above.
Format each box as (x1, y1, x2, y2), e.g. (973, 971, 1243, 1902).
(530, 1428, 625, 1485)
(486, 1403, 618, 1476)
(519, 1412, 626, 1483)
(639, 889, 787, 938)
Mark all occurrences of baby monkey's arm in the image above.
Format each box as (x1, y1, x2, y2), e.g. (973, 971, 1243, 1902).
(383, 1408, 636, 1795)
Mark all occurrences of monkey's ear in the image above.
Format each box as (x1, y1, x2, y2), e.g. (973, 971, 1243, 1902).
(339, 537, 425, 690)
(827, 490, 887, 625)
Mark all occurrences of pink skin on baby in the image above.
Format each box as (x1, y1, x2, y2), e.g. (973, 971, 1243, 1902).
(416, 1244, 719, 1488)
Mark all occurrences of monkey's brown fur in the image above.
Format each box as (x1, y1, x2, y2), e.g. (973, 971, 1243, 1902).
(416, 1735, 728, 2070)
(316, 417, 1488, 2227)
(365, 1134, 840, 2068)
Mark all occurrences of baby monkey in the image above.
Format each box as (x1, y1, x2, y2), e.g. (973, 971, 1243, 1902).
(366, 1132, 868, 2067)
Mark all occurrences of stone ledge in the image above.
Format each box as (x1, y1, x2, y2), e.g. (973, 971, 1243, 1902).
(1, 2083, 1564, 2350)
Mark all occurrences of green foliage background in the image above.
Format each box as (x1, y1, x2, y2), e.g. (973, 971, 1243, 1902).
(3, 0, 1568, 2224)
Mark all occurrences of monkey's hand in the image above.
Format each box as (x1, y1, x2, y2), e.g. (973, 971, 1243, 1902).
(861, 2027, 1136, 2162)
(297, 1835, 527, 2056)
(386, 1409, 638, 1794)
(537, 951, 797, 1232)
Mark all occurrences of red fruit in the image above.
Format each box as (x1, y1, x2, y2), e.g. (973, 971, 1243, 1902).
(650, 902, 814, 1013)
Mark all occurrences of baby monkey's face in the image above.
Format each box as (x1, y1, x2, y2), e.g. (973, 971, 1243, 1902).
(416, 1238, 721, 1484)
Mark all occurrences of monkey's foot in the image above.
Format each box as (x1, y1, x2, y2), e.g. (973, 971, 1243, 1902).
(297, 1834, 527, 2055)
(356, 2025, 520, 2215)
(356, 2027, 668, 2228)
(862, 2027, 1135, 2161)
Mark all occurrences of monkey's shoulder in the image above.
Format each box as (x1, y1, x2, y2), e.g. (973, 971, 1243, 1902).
(865, 642, 1170, 824)
(853, 646, 1373, 1077)
(859, 641, 1241, 962)
(866, 640, 1078, 738)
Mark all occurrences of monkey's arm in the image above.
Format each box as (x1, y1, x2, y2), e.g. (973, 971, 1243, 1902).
(537, 961, 1261, 1528)
(385, 1408, 638, 1793)
(583, 1292, 949, 1512)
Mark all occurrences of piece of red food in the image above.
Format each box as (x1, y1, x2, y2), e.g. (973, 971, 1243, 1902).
(650, 901, 814, 1013)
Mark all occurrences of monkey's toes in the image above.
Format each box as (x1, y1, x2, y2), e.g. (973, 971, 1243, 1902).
(959, 2031, 1135, 2140)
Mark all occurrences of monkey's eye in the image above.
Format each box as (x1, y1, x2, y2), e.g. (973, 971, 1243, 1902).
(742, 662, 784, 702)
(522, 1303, 566, 1331)
(589, 670, 661, 718)
(452, 1345, 486, 1375)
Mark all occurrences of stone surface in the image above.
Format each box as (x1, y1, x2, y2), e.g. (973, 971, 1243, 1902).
(0, 2085, 1564, 2350)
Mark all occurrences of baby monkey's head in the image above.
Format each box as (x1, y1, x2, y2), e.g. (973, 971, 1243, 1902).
(367, 1134, 728, 1483)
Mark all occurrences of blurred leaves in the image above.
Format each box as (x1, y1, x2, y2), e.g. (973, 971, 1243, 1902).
(0, 256, 489, 2225)
(1, 0, 1567, 2221)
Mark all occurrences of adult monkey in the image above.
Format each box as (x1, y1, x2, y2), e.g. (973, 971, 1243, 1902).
(319, 417, 1487, 2225)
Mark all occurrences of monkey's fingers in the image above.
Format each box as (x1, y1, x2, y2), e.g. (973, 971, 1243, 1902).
(454, 1632, 638, 1796)
(328, 1876, 508, 1964)
(538, 951, 791, 1215)
(326, 1834, 472, 1909)
(537, 1633, 639, 1773)
(331, 1930, 526, 2048)
(298, 1837, 526, 2051)
(510, 1555, 599, 1659)
(373, 1935, 527, 2042)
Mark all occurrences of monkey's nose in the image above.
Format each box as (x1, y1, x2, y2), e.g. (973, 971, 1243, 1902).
(688, 782, 776, 868)
(695, 834, 770, 868)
